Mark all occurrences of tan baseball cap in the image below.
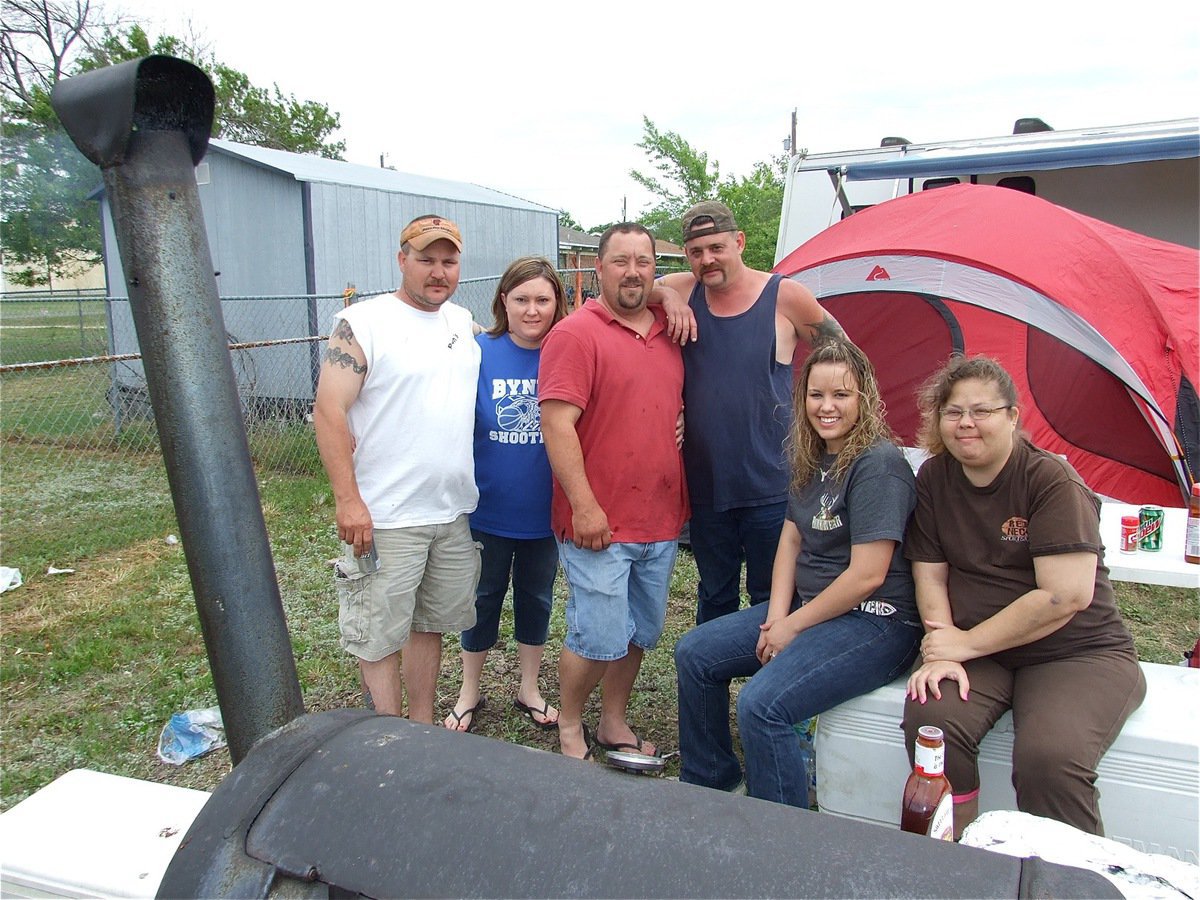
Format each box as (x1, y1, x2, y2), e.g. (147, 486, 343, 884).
(400, 216, 463, 251)
(681, 201, 737, 242)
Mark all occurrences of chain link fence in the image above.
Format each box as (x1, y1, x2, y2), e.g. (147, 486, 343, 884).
(0, 271, 603, 484)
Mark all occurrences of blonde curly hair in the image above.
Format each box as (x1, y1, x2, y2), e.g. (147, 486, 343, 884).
(787, 339, 897, 491)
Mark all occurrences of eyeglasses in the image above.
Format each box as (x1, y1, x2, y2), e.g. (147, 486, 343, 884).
(940, 405, 1012, 422)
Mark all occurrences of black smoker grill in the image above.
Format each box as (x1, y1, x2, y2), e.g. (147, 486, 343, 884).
(50, 56, 1120, 900)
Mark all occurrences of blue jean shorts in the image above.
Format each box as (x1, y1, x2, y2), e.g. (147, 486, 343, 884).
(557, 539, 678, 661)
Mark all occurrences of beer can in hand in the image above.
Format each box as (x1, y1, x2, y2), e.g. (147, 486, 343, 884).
(345, 542, 380, 574)
(1138, 506, 1164, 552)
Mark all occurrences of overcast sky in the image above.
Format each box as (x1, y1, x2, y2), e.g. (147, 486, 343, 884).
(108, 0, 1198, 229)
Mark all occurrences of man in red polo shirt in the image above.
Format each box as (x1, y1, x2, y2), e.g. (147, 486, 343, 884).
(539, 223, 689, 761)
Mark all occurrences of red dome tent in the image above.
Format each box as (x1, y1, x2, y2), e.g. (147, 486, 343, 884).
(775, 184, 1199, 506)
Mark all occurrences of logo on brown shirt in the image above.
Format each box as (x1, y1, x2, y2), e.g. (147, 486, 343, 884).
(1001, 516, 1029, 541)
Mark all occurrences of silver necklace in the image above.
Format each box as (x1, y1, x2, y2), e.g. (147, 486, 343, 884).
(814, 464, 841, 525)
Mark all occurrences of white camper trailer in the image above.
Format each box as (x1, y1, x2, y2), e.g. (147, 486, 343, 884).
(774, 118, 1200, 263)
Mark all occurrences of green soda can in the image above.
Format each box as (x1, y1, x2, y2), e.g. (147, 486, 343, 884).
(1138, 505, 1164, 552)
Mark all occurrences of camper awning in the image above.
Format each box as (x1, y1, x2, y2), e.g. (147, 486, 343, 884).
(841, 133, 1200, 180)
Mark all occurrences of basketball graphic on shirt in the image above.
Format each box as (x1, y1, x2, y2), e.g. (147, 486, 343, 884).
(496, 394, 540, 432)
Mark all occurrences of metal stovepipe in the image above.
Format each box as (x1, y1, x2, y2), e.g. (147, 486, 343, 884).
(51, 56, 305, 763)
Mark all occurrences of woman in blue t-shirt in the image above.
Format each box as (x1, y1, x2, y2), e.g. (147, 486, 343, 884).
(444, 257, 570, 733)
(675, 339, 922, 806)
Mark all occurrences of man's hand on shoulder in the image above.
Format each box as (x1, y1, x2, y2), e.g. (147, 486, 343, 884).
(650, 272, 698, 345)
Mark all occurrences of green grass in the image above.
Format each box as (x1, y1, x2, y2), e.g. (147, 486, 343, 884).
(0, 298, 109, 365)
(1, 441, 1196, 811)
(0, 443, 175, 575)
(2, 359, 320, 478)
(1, 368, 119, 441)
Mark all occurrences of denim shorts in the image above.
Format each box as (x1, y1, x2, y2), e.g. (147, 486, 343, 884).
(557, 539, 678, 661)
(460, 530, 558, 653)
(336, 515, 480, 662)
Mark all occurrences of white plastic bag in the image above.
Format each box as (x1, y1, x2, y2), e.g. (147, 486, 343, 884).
(0, 566, 23, 593)
(157, 706, 226, 765)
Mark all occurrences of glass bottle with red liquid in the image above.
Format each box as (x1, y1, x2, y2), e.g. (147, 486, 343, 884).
(900, 725, 954, 840)
(1185, 483, 1200, 565)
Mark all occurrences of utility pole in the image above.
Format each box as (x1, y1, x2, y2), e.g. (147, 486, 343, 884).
(783, 108, 799, 157)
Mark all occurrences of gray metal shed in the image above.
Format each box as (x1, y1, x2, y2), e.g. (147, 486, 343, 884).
(99, 139, 557, 411)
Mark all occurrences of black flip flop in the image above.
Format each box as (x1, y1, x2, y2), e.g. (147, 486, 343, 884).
(561, 722, 596, 761)
(595, 734, 660, 757)
(445, 696, 486, 733)
(513, 697, 558, 730)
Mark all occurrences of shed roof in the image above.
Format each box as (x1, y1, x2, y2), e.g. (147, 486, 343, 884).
(207, 139, 555, 213)
(558, 225, 685, 260)
(559, 225, 600, 249)
(656, 239, 684, 259)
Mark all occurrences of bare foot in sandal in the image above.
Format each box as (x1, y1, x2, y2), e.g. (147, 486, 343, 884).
(514, 695, 559, 729)
(444, 696, 486, 733)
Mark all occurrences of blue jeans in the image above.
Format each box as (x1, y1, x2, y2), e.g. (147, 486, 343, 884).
(558, 539, 678, 660)
(675, 601, 920, 807)
(460, 530, 558, 652)
(688, 502, 786, 624)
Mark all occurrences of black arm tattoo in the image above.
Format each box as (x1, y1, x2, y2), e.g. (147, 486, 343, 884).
(810, 314, 846, 345)
(325, 346, 366, 374)
(332, 319, 356, 344)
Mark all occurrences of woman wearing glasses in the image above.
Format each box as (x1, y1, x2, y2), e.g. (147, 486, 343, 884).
(903, 355, 1144, 838)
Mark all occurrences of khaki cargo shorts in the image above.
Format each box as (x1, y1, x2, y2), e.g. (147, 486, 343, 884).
(336, 514, 480, 662)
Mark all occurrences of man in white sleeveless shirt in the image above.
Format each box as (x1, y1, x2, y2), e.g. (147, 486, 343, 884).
(314, 215, 481, 721)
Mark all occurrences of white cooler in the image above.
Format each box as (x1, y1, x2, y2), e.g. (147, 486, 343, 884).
(815, 661, 1200, 863)
(0, 769, 211, 898)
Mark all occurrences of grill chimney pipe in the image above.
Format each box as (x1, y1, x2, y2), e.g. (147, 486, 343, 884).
(51, 56, 305, 763)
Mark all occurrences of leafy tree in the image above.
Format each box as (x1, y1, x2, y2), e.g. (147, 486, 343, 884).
(1, 88, 103, 285)
(1, 0, 344, 287)
(557, 209, 585, 232)
(629, 117, 787, 270)
(629, 116, 720, 246)
(716, 155, 788, 271)
(81, 25, 345, 158)
(1, 0, 109, 286)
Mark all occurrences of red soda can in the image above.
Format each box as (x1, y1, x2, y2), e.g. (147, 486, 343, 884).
(1120, 515, 1139, 554)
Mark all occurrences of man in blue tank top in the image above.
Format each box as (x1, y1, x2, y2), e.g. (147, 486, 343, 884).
(657, 201, 843, 623)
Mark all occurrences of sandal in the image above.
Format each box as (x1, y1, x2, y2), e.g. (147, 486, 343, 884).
(444, 696, 486, 733)
(513, 697, 559, 730)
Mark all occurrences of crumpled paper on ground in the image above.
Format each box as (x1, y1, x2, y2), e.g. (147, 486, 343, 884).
(961, 809, 1199, 900)
(157, 706, 227, 765)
